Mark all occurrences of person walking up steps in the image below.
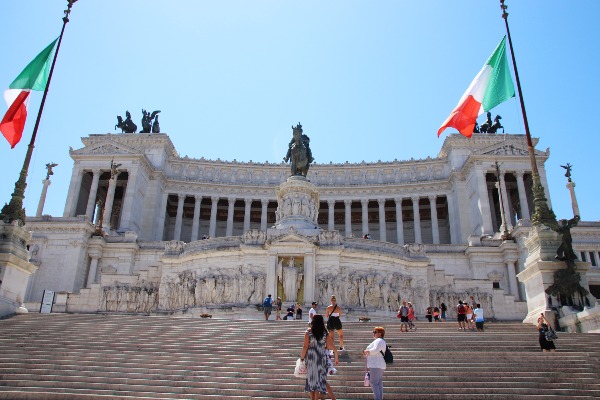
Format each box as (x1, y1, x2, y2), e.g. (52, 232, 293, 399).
(326, 295, 345, 351)
(456, 300, 467, 330)
(398, 301, 409, 332)
(407, 302, 417, 331)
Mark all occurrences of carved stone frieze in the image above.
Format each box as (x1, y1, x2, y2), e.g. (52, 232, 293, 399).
(242, 229, 267, 246)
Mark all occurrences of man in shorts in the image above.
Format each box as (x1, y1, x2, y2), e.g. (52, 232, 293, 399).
(456, 300, 467, 330)
(263, 294, 273, 320)
(398, 300, 410, 332)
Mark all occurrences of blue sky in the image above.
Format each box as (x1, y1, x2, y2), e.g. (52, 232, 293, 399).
(1, 1, 598, 222)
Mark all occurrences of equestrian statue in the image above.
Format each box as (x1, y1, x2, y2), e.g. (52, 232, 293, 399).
(283, 122, 314, 177)
(141, 109, 161, 133)
(115, 111, 137, 133)
(479, 111, 504, 134)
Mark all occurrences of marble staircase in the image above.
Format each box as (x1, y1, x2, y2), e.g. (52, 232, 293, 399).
(0, 314, 599, 399)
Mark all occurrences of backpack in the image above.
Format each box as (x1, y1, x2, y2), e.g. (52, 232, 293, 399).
(263, 297, 272, 307)
(457, 304, 466, 314)
(380, 345, 393, 364)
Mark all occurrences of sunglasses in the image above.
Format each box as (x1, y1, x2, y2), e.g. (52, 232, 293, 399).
(372, 331, 379, 334)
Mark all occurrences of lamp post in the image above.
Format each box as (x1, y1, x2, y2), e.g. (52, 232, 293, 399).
(0, 0, 77, 224)
(499, 0, 557, 228)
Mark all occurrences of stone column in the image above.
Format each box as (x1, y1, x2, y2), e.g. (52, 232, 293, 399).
(475, 168, 494, 235)
(496, 181, 508, 234)
(63, 168, 84, 217)
(243, 198, 252, 232)
(412, 196, 422, 244)
(499, 173, 513, 231)
(173, 194, 185, 241)
(488, 187, 499, 231)
(191, 195, 202, 241)
(86, 254, 100, 287)
(260, 199, 269, 231)
(378, 199, 386, 242)
(36, 179, 51, 217)
(266, 253, 278, 298)
(361, 199, 369, 236)
(327, 200, 335, 231)
(506, 259, 520, 300)
(209, 196, 219, 237)
(119, 169, 138, 231)
(226, 197, 235, 236)
(84, 169, 101, 221)
(446, 192, 458, 244)
(155, 192, 169, 241)
(102, 173, 119, 231)
(344, 200, 352, 237)
(429, 195, 439, 244)
(395, 197, 404, 245)
(566, 181, 580, 217)
(515, 171, 530, 220)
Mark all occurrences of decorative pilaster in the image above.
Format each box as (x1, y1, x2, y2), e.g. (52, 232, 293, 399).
(506, 259, 520, 300)
(63, 168, 84, 217)
(155, 192, 169, 241)
(499, 173, 513, 231)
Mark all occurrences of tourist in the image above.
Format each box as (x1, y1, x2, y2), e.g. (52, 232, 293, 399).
(473, 303, 484, 332)
(425, 306, 433, 322)
(363, 326, 387, 400)
(464, 303, 475, 330)
(469, 295, 477, 310)
(326, 295, 345, 351)
(309, 302, 318, 325)
(300, 314, 338, 400)
(440, 302, 447, 322)
(407, 302, 416, 331)
(295, 302, 303, 319)
(275, 297, 282, 320)
(456, 300, 467, 330)
(263, 294, 273, 320)
(433, 306, 440, 322)
(537, 314, 556, 352)
(284, 306, 295, 320)
(398, 300, 409, 332)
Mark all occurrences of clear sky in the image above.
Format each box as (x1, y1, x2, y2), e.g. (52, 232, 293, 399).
(1, 1, 598, 222)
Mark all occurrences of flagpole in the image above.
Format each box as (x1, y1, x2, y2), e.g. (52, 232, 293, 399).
(499, 0, 557, 228)
(0, 0, 77, 224)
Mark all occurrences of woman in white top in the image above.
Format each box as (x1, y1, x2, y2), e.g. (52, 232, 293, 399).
(363, 326, 387, 400)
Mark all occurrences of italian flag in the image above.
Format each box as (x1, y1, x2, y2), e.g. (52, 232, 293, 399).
(0, 38, 58, 148)
(438, 36, 515, 138)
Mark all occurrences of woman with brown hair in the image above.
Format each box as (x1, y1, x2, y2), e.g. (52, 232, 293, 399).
(325, 295, 345, 351)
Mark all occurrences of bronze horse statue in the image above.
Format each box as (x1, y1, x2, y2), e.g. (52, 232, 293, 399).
(480, 112, 504, 134)
(115, 111, 137, 133)
(284, 123, 314, 177)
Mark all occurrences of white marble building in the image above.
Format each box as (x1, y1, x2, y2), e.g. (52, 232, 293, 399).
(21, 132, 600, 320)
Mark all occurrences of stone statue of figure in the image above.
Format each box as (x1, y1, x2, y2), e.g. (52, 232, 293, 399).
(554, 215, 580, 261)
(283, 257, 298, 302)
(45, 162, 58, 179)
(115, 111, 137, 133)
(141, 109, 161, 133)
(561, 163, 573, 182)
(283, 123, 314, 177)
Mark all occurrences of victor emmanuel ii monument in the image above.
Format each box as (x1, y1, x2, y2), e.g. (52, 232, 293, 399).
(7, 120, 599, 330)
